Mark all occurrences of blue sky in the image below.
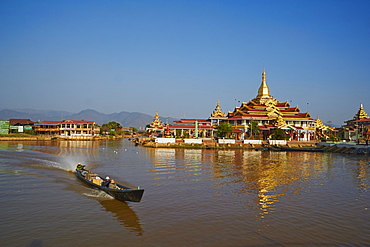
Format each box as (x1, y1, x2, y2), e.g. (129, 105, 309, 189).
(1, 0, 369, 125)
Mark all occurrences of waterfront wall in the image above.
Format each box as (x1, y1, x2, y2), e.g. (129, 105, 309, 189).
(140, 138, 317, 149)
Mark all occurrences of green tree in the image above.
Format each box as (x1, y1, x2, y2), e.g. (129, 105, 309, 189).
(102, 121, 122, 130)
(216, 122, 233, 138)
(102, 121, 122, 136)
(271, 128, 289, 140)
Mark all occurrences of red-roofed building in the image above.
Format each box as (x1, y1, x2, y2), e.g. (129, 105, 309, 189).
(34, 120, 100, 138)
(168, 119, 215, 138)
(9, 119, 35, 126)
(34, 121, 61, 135)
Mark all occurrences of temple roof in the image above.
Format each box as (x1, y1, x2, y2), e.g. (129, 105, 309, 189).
(209, 100, 227, 119)
(352, 103, 369, 120)
(149, 111, 164, 129)
(226, 70, 312, 122)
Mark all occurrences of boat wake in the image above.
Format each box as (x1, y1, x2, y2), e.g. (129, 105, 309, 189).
(83, 190, 114, 200)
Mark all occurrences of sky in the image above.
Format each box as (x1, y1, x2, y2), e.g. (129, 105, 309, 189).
(1, 0, 369, 126)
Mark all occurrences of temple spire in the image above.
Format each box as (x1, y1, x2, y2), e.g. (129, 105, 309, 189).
(353, 103, 369, 120)
(258, 69, 270, 98)
(252, 69, 275, 105)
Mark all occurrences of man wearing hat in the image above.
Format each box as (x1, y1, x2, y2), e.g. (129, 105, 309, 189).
(102, 176, 111, 187)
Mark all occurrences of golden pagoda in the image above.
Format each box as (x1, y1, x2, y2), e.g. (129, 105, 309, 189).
(352, 103, 369, 120)
(209, 100, 228, 125)
(150, 111, 164, 128)
(146, 111, 165, 133)
(316, 118, 333, 130)
(226, 70, 315, 140)
(251, 69, 278, 105)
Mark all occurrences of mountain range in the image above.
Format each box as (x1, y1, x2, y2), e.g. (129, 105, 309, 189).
(0, 108, 177, 129)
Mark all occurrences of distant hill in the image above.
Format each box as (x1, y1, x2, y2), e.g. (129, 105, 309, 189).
(0, 108, 177, 128)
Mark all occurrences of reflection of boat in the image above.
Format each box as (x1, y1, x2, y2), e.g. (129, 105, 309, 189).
(270, 146, 325, 152)
(75, 170, 144, 202)
(100, 200, 143, 235)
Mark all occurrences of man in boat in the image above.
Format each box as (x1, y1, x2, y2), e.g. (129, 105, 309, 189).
(102, 176, 111, 187)
(76, 163, 85, 171)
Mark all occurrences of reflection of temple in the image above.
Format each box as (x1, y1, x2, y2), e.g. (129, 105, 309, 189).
(341, 103, 370, 141)
(224, 70, 317, 140)
(212, 149, 332, 217)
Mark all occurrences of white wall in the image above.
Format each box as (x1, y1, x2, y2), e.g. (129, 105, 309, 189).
(218, 139, 235, 144)
(184, 139, 203, 144)
(155, 138, 176, 143)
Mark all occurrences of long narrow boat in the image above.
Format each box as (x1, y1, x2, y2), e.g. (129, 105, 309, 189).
(75, 169, 144, 202)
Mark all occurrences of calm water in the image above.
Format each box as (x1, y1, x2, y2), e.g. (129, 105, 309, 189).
(0, 139, 369, 246)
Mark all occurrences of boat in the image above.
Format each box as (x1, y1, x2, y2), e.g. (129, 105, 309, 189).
(75, 168, 144, 202)
(270, 146, 325, 152)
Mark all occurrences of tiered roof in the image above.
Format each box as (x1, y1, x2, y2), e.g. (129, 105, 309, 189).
(209, 100, 227, 120)
(149, 111, 164, 129)
(316, 118, 333, 131)
(352, 103, 369, 120)
(227, 70, 313, 123)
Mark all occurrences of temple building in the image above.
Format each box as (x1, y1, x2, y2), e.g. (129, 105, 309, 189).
(146, 111, 165, 135)
(341, 103, 370, 141)
(224, 70, 317, 141)
(209, 100, 228, 125)
(168, 119, 215, 138)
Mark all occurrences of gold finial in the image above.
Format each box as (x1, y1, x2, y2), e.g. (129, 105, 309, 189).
(257, 69, 270, 98)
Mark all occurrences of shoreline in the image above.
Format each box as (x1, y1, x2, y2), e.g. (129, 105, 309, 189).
(0, 135, 134, 141)
(137, 139, 370, 154)
(1, 136, 369, 155)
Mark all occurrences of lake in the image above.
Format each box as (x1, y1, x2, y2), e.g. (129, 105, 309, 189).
(0, 139, 369, 246)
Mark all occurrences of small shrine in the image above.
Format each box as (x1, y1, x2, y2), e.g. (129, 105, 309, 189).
(315, 118, 334, 139)
(342, 103, 370, 141)
(351, 103, 369, 121)
(209, 100, 228, 125)
(146, 111, 165, 134)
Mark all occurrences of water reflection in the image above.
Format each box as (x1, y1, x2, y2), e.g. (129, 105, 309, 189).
(230, 151, 335, 217)
(147, 148, 344, 218)
(356, 160, 369, 193)
(0, 141, 101, 156)
(99, 200, 143, 236)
